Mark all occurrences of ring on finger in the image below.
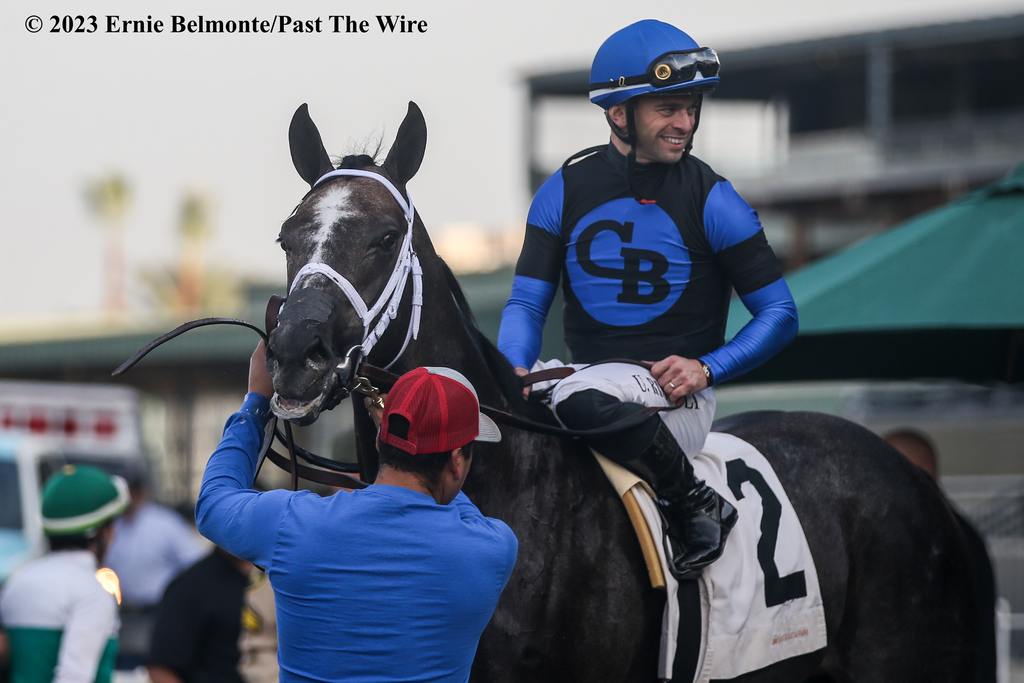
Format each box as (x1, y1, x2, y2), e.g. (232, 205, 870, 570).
(668, 381, 676, 390)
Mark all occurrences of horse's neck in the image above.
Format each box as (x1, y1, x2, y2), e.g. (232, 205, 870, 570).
(399, 238, 509, 409)
(355, 236, 529, 491)
(405, 284, 504, 407)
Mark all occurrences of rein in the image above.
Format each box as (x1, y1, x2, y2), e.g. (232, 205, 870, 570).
(112, 316, 369, 491)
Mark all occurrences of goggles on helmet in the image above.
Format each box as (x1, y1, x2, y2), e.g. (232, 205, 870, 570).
(648, 48, 720, 86)
(590, 48, 720, 93)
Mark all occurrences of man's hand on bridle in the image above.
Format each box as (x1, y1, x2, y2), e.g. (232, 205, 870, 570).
(249, 341, 274, 398)
(647, 355, 708, 404)
(364, 395, 386, 428)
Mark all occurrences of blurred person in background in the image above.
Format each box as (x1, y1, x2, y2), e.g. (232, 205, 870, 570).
(498, 19, 798, 579)
(146, 546, 253, 683)
(237, 573, 278, 683)
(104, 467, 206, 669)
(884, 428, 939, 478)
(0, 465, 129, 683)
(883, 428, 997, 682)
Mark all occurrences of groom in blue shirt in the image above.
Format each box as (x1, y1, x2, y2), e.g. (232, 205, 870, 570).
(196, 344, 518, 682)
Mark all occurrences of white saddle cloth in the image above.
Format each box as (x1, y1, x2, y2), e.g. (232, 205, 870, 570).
(597, 432, 827, 682)
(690, 431, 827, 681)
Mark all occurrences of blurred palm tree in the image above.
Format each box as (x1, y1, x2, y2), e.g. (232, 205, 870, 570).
(83, 173, 131, 314)
(178, 191, 209, 313)
(139, 191, 240, 316)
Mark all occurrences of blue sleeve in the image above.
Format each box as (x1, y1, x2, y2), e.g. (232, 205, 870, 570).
(701, 180, 797, 383)
(703, 180, 763, 253)
(525, 169, 564, 237)
(701, 279, 798, 384)
(450, 492, 518, 587)
(497, 170, 564, 369)
(195, 393, 290, 569)
(498, 276, 556, 370)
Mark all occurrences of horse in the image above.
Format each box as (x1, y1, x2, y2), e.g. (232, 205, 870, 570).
(266, 101, 986, 682)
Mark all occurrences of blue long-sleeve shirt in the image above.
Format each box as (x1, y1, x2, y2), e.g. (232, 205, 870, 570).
(497, 145, 797, 383)
(196, 393, 518, 683)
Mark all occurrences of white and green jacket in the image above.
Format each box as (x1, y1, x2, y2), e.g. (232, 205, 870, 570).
(0, 550, 118, 683)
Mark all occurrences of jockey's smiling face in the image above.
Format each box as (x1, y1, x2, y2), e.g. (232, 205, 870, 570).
(610, 93, 699, 164)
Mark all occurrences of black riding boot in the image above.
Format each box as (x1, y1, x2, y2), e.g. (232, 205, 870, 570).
(626, 422, 738, 579)
(555, 389, 737, 578)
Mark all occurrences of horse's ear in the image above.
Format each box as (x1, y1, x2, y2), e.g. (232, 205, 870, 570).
(289, 104, 333, 187)
(384, 102, 427, 186)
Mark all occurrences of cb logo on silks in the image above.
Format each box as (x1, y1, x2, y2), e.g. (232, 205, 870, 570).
(567, 198, 689, 326)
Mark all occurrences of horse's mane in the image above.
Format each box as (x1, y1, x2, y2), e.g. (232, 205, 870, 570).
(438, 260, 555, 422)
(335, 153, 379, 169)
(333, 138, 383, 169)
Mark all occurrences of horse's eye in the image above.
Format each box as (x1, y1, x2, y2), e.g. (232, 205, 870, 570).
(378, 232, 399, 251)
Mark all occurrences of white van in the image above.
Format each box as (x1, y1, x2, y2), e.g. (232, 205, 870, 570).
(0, 381, 146, 582)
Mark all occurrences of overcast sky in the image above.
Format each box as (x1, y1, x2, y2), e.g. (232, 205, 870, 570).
(2, 0, 1020, 319)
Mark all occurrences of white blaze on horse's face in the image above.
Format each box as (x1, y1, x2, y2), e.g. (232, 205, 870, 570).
(309, 185, 356, 265)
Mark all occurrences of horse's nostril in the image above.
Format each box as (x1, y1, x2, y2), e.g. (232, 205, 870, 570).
(307, 338, 330, 368)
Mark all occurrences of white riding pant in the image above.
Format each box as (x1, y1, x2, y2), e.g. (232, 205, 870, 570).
(535, 360, 716, 458)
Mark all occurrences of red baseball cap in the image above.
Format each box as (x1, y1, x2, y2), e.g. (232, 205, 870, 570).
(379, 367, 501, 455)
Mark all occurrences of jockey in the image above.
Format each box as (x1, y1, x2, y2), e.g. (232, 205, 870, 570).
(498, 19, 798, 578)
(0, 465, 129, 683)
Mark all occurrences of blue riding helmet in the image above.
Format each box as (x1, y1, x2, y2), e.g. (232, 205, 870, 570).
(589, 20, 720, 110)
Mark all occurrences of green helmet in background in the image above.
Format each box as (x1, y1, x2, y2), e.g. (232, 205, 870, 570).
(41, 464, 129, 538)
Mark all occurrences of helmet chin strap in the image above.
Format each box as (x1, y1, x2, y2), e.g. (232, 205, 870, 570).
(605, 104, 634, 145)
(605, 101, 642, 200)
(685, 94, 704, 157)
(605, 93, 705, 200)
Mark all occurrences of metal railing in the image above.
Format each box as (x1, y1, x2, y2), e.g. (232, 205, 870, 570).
(945, 475, 1024, 681)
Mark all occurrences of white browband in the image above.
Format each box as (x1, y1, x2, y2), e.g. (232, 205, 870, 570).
(285, 169, 423, 369)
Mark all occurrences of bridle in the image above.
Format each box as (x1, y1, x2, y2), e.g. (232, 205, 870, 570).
(267, 168, 423, 424)
(284, 169, 423, 373)
(113, 169, 678, 491)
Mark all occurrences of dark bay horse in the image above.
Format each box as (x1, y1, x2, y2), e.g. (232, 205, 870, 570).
(267, 102, 985, 682)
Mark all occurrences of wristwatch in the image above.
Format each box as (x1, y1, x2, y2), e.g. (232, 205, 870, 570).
(699, 361, 714, 387)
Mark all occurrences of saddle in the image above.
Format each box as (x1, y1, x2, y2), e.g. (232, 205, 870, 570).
(592, 452, 669, 589)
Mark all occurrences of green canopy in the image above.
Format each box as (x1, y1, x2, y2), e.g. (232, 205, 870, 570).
(727, 163, 1024, 383)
